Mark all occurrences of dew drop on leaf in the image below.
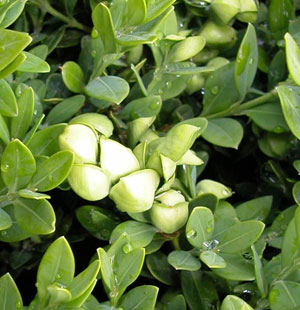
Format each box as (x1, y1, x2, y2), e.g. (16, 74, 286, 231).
(211, 86, 219, 95)
(91, 28, 98, 39)
(222, 189, 229, 195)
(1, 163, 9, 172)
(16, 301, 22, 309)
(249, 58, 254, 65)
(273, 126, 285, 133)
(1, 231, 7, 236)
(187, 229, 197, 239)
(56, 273, 61, 279)
(122, 242, 133, 253)
(91, 50, 97, 58)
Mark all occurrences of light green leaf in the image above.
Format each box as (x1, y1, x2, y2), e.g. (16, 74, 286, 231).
(200, 251, 226, 269)
(0, 273, 22, 310)
(61, 61, 85, 93)
(0, 79, 17, 117)
(202, 118, 243, 149)
(126, 0, 146, 26)
(285, 33, 300, 86)
(1, 139, 36, 191)
(234, 23, 258, 98)
(17, 51, 50, 73)
(10, 87, 34, 140)
(13, 198, 55, 234)
(168, 251, 201, 271)
(186, 207, 214, 248)
(0, 208, 12, 230)
(221, 295, 253, 310)
(85, 76, 129, 104)
(37, 237, 75, 301)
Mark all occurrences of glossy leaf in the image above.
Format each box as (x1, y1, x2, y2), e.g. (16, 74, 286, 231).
(13, 198, 55, 234)
(27, 124, 67, 156)
(17, 51, 50, 72)
(200, 251, 226, 269)
(0, 273, 22, 310)
(120, 285, 159, 310)
(269, 281, 300, 310)
(110, 221, 156, 249)
(97, 248, 114, 292)
(202, 118, 243, 149)
(186, 207, 214, 248)
(92, 3, 116, 53)
(0, 208, 12, 230)
(0, 114, 9, 145)
(147, 251, 177, 285)
(29, 151, 74, 192)
(145, 0, 176, 22)
(168, 251, 201, 271)
(236, 196, 273, 222)
(0, 28, 32, 71)
(234, 23, 258, 98)
(218, 221, 265, 253)
(37, 237, 75, 301)
(1, 139, 36, 191)
(0, 53, 26, 79)
(278, 85, 300, 139)
(10, 87, 34, 140)
(61, 61, 85, 93)
(0, 79, 17, 117)
(285, 33, 300, 85)
(221, 295, 253, 310)
(85, 76, 129, 104)
(117, 31, 157, 46)
(18, 189, 50, 200)
(202, 63, 240, 116)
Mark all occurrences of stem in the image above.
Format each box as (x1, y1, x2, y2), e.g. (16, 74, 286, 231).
(204, 88, 278, 120)
(171, 236, 181, 251)
(30, 0, 91, 33)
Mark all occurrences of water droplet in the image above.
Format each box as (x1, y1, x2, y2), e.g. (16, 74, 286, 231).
(91, 28, 98, 39)
(206, 226, 212, 233)
(249, 58, 254, 65)
(1, 231, 7, 236)
(187, 229, 197, 239)
(91, 50, 97, 58)
(166, 81, 172, 88)
(56, 273, 61, 279)
(150, 101, 160, 110)
(16, 301, 22, 309)
(122, 243, 133, 253)
(273, 126, 285, 133)
(179, 22, 184, 28)
(211, 86, 219, 95)
(33, 110, 38, 116)
(200, 88, 205, 95)
(203, 239, 219, 250)
(35, 282, 39, 287)
(158, 89, 163, 95)
(176, 74, 181, 78)
(1, 163, 9, 172)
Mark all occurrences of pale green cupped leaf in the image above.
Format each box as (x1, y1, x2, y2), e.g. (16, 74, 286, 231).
(234, 23, 258, 98)
(110, 221, 156, 248)
(10, 87, 34, 140)
(47, 284, 72, 306)
(285, 33, 300, 86)
(68, 164, 110, 201)
(210, 0, 240, 24)
(85, 76, 129, 104)
(133, 142, 148, 168)
(0, 28, 32, 71)
(186, 206, 214, 248)
(45, 95, 85, 125)
(120, 285, 159, 310)
(37, 237, 75, 302)
(13, 198, 55, 235)
(269, 281, 300, 310)
(29, 150, 74, 192)
(196, 179, 232, 199)
(177, 150, 203, 166)
(18, 189, 50, 200)
(92, 3, 117, 53)
(218, 220, 265, 253)
(61, 61, 85, 93)
(128, 116, 156, 148)
(168, 36, 206, 63)
(221, 295, 253, 310)
(155, 189, 185, 206)
(0, 273, 22, 310)
(119, 96, 162, 121)
(1, 139, 36, 191)
(116, 31, 157, 46)
(150, 202, 188, 233)
(200, 251, 226, 269)
(202, 118, 244, 149)
(278, 85, 300, 140)
(237, 0, 258, 23)
(126, 0, 147, 26)
(168, 251, 201, 271)
(0, 79, 17, 117)
(69, 112, 114, 137)
(109, 169, 160, 213)
(100, 136, 140, 182)
(17, 51, 50, 73)
(59, 124, 98, 164)
(145, 0, 176, 23)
